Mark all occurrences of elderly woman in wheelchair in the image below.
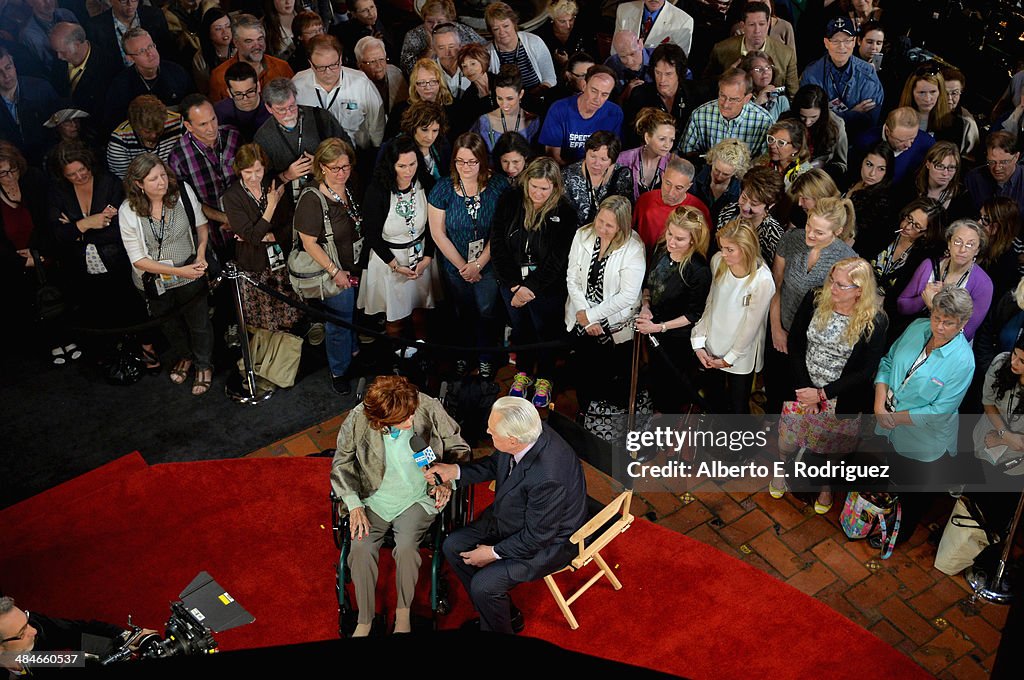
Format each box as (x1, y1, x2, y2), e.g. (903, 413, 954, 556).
(330, 375, 471, 636)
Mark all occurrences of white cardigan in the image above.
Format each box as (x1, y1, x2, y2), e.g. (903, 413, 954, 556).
(119, 183, 207, 290)
(564, 228, 645, 343)
(487, 31, 557, 88)
(690, 254, 775, 374)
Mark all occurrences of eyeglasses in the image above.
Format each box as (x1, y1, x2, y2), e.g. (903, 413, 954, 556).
(311, 60, 342, 74)
(1, 611, 29, 644)
(829, 277, 859, 291)
(0, 168, 18, 178)
(229, 86, 259, 100)
(987, 157, 1017, 168)
(415, 79, 439, 88)
(947, 88, 962, 97)
(901, 214, 926, 231)
(929, 160, 957, 173)
(766, 134, 790, 148)
(978, 214, 992, 226)
(828, 37, 855, 47)
(454, 158, 479, 167)
(570, 70, 589, 79)
(718, 94, 744, 104)
(931, 316, 961, 329)
(324, 163, 351, 173)
(951, 237, 977, 250)
(750, 65, 773, 74)
(127, 43, 157, 57)
(360, 57, 386, 66)
(271, 103, 299, 114)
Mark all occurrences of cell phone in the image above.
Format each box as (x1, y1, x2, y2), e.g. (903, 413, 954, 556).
(348, 275, 360, 287)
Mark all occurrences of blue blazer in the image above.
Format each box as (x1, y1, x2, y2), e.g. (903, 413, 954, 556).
(460, 423, 588, 581)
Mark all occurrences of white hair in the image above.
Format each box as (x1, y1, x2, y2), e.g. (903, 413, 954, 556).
(491, 397, 542, 444)
(354, 36, 385, 62)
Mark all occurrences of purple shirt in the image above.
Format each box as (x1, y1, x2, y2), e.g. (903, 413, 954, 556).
(896, 257, 993, 341)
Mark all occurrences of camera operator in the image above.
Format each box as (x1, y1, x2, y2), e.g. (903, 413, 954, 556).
(0, 596, 155, 676)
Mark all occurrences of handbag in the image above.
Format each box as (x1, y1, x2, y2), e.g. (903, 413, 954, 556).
(582, 391, 653, 444)
(778, 400, 861, 454)
(237, 327, 303, 388)
(287, 187, 343, 300)
(106, 337, 143, 386)
(934, 497, 991, 575)
(839, 491, 901, 559)
(31, 250, 65, 321)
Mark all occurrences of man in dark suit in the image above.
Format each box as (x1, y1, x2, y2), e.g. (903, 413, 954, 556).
(427, 397, 588, 634)
(86, 0, 173, 68)
(0, 45, 60, 164)
(49, 22, 119, 119)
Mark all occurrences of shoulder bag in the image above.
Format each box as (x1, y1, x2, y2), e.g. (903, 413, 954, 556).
(287, 187, 343, 299)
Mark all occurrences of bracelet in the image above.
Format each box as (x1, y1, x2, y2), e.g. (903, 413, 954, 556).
(390, 262, 399, 271)
(474, 261, 482, 269)
(660, 323, 667, 333)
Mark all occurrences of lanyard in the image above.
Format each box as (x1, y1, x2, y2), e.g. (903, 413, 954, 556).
(500, 108, 521, 135)
(395, 182, 418, 236)
(457, 175, 481, 239)
(826, 61, 852, 102)
(315, 85, 342, 113)
(583, 165, 604, 221)
(939, 260, 972, 288)
(189, 134, 223, 192)
(146, 204, 168, 258)
(324, 183, 363, 235)
(877, 237, 912, 277)
(242, 182, 267, 212)
(637, 155, 661, 193)
(275, 114, 304, 159)
(899, 343, 930, 391)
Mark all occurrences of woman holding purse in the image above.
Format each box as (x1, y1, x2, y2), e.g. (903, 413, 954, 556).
(771, 257, 888, 512)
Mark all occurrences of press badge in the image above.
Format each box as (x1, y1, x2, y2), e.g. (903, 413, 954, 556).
(885, 388, 896, 412)
(828, 97, 849, 113)
(742, 293, 752, 307)
(520, 264, 537, 278)
(345, 102, 358, 110)
(467, 238, 484, 262)
(266, 243, 285, 271)
(158, 259, 181, 287)
(352, 237, 364, 263)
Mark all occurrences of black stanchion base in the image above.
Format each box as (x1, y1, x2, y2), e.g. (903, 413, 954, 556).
(224, 370, 276, 405)
(966, 546, 1017, 605)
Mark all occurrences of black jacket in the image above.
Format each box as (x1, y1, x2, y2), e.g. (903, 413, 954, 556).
(975, 289, 1024, 378)
(48, 171, 129, 279)
(49, 47, 121, 120)
(489, 189, 577, 296)
(362, 172, 437, 265)
(86, 7, 175, 69)
(623, 80, 707, 150)
(787, 288, 889, 415)
(103, 61, 196, 134)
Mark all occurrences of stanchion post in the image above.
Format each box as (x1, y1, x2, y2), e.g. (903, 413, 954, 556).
(967, 490, 1024, 605)
(224, 261, 274, 404)
(627, 328, 642, 432)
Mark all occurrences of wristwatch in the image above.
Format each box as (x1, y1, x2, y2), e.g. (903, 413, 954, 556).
(998, 429, 1007, 438)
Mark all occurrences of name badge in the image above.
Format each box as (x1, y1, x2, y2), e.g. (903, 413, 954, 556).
(828, 96, 849, 113)
(158, 258, 183, 287)
(352, 237, 364, 264)
(266, 243, 285, 271)
(467, 238, 484, 262)
(742, 293, 752, 307)
(885, 388, 896, 412)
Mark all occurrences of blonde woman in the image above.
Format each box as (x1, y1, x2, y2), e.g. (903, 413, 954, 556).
(772, 257, 888, 511)
(637, 205, 712, 413)
(565, 195, 645, 411)
(490, 157, 578, 407)
(691, 138, 751, 226)
(616, 107, 677, 201)
(786, 167, 838, 231)
(692, 220, 775, 414)
(898, 66, 952, 139)
(766, 197, 858, 413)
(384, 58, 455, 140)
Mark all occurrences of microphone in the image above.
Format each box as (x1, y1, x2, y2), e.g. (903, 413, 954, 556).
(410, 434, 442, 485)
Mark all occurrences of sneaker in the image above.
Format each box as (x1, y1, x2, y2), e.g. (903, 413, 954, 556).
(454, 359, 468, 378)
(532, 378, 553, 408)
(307, 323, 326, 346)
(508, 352, 517, 366)
(478, 362, 493, 379)
(332, 374, 351, 395)
(509, 372, 532, 398)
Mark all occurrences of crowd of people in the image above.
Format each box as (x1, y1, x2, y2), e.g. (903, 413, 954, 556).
(3, 0, 1024, 551)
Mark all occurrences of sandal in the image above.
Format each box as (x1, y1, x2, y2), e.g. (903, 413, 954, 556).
(192, 367, 212, 396)
(169, 359, 192, 385)
(141, 347, 161, 373)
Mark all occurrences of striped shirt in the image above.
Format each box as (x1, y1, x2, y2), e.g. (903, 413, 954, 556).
(106, 111, 183, 179)
(680, 100, 772, 157)
(496, 42, 540, 90)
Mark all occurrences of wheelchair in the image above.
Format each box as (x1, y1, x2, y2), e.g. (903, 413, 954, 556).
(329, 378, 473, 637)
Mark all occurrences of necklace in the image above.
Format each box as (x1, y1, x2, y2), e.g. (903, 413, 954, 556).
(324, 182, 363, 234)
(500, 108, 521, 134)
(395, 181, 418, 235)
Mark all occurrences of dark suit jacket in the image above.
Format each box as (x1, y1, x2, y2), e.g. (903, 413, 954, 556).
(460, 423, 588, 581)
(0, 76, 60, 163)
(103, 61, 195, 133)
(86, 7, 174, 68)
(50, 47, 121, 119)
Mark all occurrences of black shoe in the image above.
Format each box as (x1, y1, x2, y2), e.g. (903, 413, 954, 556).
(454, 359, 468, 378)
(332, 374, 352, 395)
(868, 534, 883, 550)
(459, 606, 524, 634)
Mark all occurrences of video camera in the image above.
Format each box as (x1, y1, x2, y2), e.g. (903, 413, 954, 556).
(97, 572, 253, 665)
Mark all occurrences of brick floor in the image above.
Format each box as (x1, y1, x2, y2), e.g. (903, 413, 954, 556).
(251, 407, 1011, 678)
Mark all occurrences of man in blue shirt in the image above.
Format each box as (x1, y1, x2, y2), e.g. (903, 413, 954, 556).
(539, 65, 622, 165)
(800, 16, 884, 137)
(852, 106, 935, 185)
(604, 30, 652, 101)
(18, 0, 79, 71)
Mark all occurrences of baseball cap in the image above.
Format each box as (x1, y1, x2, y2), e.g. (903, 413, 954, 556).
(826, 17, 856, 39)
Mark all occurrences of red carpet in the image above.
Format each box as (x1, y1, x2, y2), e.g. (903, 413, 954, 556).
(0, 455, 930, 679)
